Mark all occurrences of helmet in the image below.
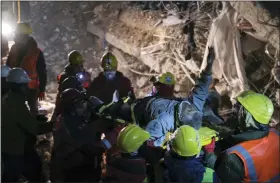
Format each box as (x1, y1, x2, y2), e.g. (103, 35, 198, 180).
(101, 52, 118, 71)
(156, 72, 176, 85)
(68, 50, 84, 65)
(172, 125, 201, 157)
(1, 65, 11, 78)
(117, 124, 150, 153)
(15, 22, 33, 35)
(237, 91, 274, 124)
(59, 76, 83, 93)
(6, 68, 31, 84)
(60, 88, 85, 108)
(177, 101, 203, 130)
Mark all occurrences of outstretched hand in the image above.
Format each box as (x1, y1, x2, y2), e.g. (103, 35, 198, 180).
(204, 46, 215, 74)
(207, 46, 215, 64)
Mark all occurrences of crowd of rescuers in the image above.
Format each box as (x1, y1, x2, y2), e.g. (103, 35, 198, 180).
(1, 22, 280, 183)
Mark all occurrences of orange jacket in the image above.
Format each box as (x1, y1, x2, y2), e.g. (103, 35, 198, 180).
(227, 128, 280, 183)
(7, 44, 40, 89)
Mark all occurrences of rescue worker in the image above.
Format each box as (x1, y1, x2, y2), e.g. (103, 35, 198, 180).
(57, 50, 91, 89)
(87, 51, 135, 104)
(117, 124, 216, 183)
(51, 76, 86, 122)
(148, 72, 176, 97)
(204, 90, 279, 183)
(1, 65, 11, 96)
(50, 88, 104, 182)
(163, 125, 215, 183)
(6, 22, 47, 116)
(110, 124, 152, 182)
(1, 68, 54, 182)
(105, 46, 215, 147)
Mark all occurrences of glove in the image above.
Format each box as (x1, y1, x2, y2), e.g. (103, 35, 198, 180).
(38, 92, 45, 101)
(204, 46, 215, 74)
(203, 137, 215, 153)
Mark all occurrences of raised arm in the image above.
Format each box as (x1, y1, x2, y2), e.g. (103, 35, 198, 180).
(189, 47, 215, 112)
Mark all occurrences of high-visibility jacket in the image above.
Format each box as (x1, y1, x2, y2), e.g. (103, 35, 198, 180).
(8, 44, 40, 89)
(227, 128, 280, 183)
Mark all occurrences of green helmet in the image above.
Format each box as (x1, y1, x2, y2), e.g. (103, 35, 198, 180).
(68, 50, 84, 65)
(101, 52, 118, 71)
(237, 91, 274, 124)
(172, 125, 201, 157)
(117, 124, 150, 153)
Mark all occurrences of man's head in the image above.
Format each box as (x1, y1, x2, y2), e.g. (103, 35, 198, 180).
(233, 90, 274, 132)
(59, 76, 84, 93)
(68, 50, 84, 72)
(117, 124, 150, 154)
(150, 72, 175, 97)
(14, 23, 32, 45)
(172, 125, 201, 157)
(101, 52, 118, 81)
(6, 67, 31, 95)
(60, 88, 85, 112)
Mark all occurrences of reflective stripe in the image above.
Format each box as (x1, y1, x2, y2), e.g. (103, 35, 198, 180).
(130, 103, 137, 124)
(265, 174, 280, 183)
(227, 145, 258, 181)
(102, 139, 112, 149)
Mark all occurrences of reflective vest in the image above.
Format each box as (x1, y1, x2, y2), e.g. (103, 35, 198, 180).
(227, 129, 280, 183)
(8, 44, 40, 89)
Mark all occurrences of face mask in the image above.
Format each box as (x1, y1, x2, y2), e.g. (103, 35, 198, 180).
(104, 71, 116, 81)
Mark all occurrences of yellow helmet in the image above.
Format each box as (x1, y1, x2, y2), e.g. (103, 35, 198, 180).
(172, 125, 201, 157)
(237, 91, 274, 124)
(101, 52, 118, 71)
(117, 124, 150, 153)
(15, 22, 33, 35)
(68, 50, 84, 65)
(155, 72, 175, 85)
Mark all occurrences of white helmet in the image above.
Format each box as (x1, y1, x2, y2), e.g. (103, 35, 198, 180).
(6, 68, 31, 84)
(1, 65, 11, 78)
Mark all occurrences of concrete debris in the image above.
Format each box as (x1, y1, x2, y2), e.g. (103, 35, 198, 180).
(62, 37, 68, 42)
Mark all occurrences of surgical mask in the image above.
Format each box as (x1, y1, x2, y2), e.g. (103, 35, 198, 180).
(104, 71, 116, 81)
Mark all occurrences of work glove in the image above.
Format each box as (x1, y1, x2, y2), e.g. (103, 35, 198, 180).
(204, 46, 215, 75)
(203, 137, 215, 153)
(38, 91, 45, 101)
